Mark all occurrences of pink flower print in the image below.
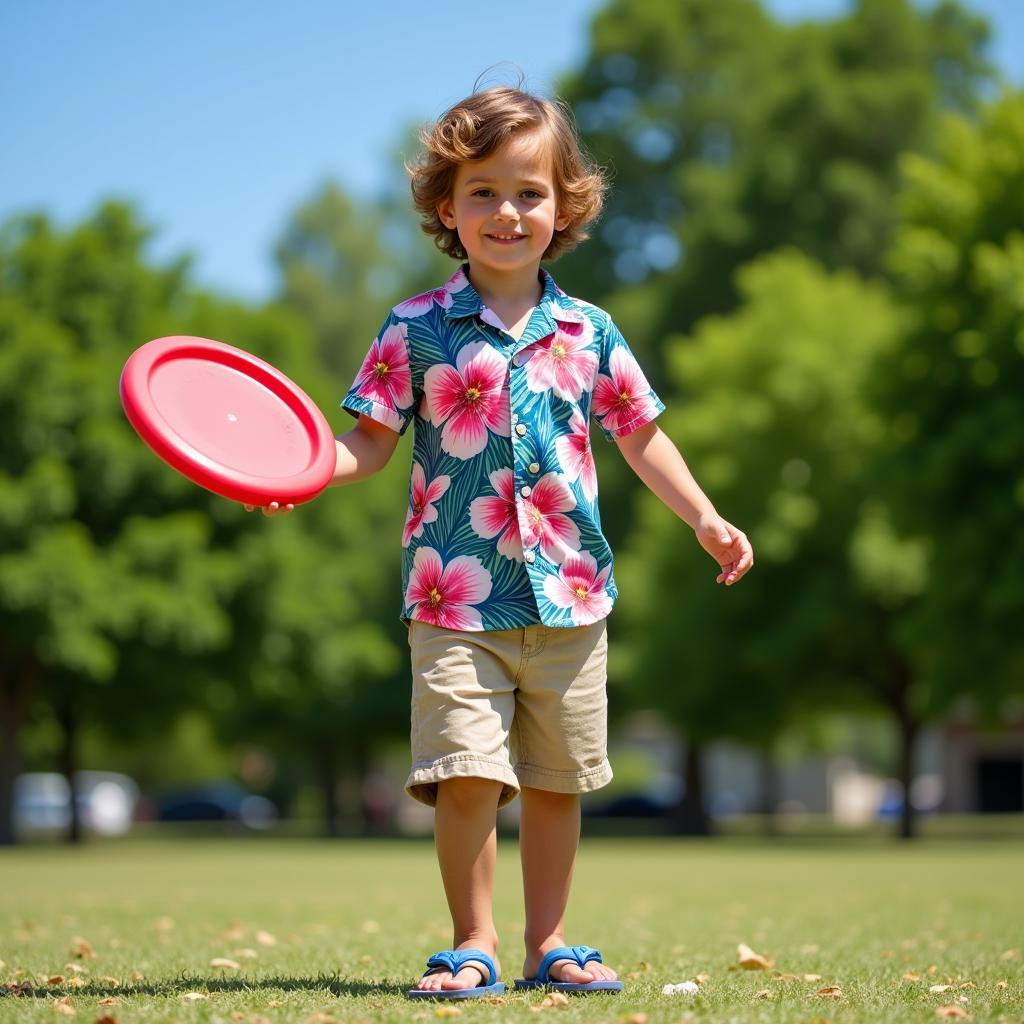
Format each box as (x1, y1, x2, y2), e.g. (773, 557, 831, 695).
(519, 473, 581, 564)
(402, 462, 451, 548)
(355, 322, 413, 412)
(393, 287, 453, 319)
(469, 468, 523, 561)
(592, 347, 657, 436)
(519, 316, 597, 402)
(392, 267, 468, 317)
(405, 547, 492, 630)
(555, 410, 598, 502)
(423, 341, 510, 459)
(543, 550, 612, 626)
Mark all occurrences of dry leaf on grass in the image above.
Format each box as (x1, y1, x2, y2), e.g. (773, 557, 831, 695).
(695, 970, 710, 984)
(773, 972, 799, 982)
(959, 982, 976, 989)
(816, 985, 843, 999)
(540, 992, 569, 1008)
(737, 943, 773, 970)
(48, 975, 66, 985)
(754, 989, 773, 1000)
(1000, 948, 1019, 961)
(64, 964, 85, 975)
(931, 984, 952, 993)
(65, 978, 86, 990)
(662, 981, 700, 995)
(181, 992, 208, 1001)
(927, 964, 939, 975)
(129, 971, 143, 983)
(5, 980, 34, 996)
(804, 974, 822, 982)
(97, 998, 119, 1006)
(222, 923, 245, 941)
(434, 1007, 462, 1018)
(96, 977, 119, 988)
(935, 1007, 970, 1019)
(70, 937, 94, 959)
(996, 980, 1008, 990)
(95, 1016, 118, 1024)
(256, 930, 278, 946)
(210, 958, 240, 970)
(904, 972, 921, 981)
(233, 948, 258, 959)
(52, 996, 75, 1015)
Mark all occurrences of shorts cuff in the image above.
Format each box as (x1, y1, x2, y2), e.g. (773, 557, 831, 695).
(513, 759, 613, 795)
(405, 753, 521, 808)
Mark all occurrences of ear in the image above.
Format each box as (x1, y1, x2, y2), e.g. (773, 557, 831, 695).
(554, 209, 571, 232)
(437, 197, 457, 230)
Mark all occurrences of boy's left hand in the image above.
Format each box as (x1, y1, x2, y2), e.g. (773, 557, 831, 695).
(696, 513, 753, 586)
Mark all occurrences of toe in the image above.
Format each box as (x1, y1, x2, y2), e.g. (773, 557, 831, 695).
(551, 962, 594, 984)
(441, 965, 486, 990)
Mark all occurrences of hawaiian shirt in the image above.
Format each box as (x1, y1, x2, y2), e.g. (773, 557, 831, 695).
(341, 265, 664, 632)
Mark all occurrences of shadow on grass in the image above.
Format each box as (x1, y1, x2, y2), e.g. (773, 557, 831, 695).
(7, 975, 411, 1000)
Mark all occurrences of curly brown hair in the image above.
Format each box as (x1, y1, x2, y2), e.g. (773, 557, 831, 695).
(408, 86, 608, 262)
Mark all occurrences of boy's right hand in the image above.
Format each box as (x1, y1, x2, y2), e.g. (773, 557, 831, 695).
(244, 501, 294, 516)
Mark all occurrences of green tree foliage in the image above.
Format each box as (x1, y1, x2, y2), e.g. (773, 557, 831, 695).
(556, 0, 992, 376)
(867, 91, 1024, 721)
(616, 251, 902, 828)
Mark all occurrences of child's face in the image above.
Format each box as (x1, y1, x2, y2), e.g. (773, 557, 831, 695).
(436, 131, 570, 280)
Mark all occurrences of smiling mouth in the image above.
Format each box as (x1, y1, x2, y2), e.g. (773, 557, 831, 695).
(487, 233, 526, 241)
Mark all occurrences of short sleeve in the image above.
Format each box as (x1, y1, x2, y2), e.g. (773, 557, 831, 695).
(590, 314, 665, 441)
(340, 311, 419, 435)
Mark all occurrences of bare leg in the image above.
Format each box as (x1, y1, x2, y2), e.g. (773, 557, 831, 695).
(413, 777, 504, 992)
(519, 786, 618, 984)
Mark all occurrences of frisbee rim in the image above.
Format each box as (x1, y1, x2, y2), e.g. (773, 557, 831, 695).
(120, 335, 335, 505)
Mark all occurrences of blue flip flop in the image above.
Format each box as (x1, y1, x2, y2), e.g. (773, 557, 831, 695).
(407, 948, 505, 1000)
(514, 945, 623, 993)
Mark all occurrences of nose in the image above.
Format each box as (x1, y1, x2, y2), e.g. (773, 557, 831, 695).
(495, 200, 519, 222)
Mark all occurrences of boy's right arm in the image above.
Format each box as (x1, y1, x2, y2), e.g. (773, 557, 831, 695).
(246, 414, 400, 516)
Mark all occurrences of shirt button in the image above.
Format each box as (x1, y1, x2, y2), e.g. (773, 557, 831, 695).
(525, 550, 536, 564)
(520, 485, 532, 497)
(528, 462, 540, 474)
(515, 423, 527, 436)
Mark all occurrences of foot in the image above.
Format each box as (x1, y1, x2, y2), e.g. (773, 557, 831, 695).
(413, 942, 502, 993)
(522, 941, 618, 986)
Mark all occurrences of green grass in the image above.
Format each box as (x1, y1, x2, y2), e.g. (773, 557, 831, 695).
(1, 837, 1021, 1023)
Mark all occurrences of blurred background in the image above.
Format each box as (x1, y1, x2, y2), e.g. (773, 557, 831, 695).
(3, 0, 1022, 847)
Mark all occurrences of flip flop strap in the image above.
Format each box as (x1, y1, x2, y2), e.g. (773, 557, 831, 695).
(537, 945, 602, 983)
(425, 948, 496, 986)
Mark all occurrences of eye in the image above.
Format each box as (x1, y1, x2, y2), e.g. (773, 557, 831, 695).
(521, 190, 542, 199)
(471, 188, 494, 198)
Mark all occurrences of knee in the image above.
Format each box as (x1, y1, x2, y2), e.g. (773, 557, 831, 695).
(521, 786, 579, 807)
(437, 776, 504, 811)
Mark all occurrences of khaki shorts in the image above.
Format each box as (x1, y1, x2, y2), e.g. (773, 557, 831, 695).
(406, 618, 613, 808)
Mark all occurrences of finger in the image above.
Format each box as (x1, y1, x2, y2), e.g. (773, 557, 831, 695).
(244, 504, 254, 513)
(263, 501, 280, 517)
(283, 503, 294, 514)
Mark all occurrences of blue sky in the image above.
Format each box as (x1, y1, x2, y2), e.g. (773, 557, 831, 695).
(5, 0, 1021, 303)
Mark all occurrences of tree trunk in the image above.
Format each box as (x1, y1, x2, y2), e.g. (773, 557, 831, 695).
(0, 656, 42, 846)
(896, 710, 919, 841)
(315, 743, 339, 837)
(757, 746, 779, 836)
(671, 739, 711, 836)
(58, 692, 83, 844)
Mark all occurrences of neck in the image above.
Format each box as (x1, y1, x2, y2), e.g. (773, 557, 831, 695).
(466, 263, 544, 310)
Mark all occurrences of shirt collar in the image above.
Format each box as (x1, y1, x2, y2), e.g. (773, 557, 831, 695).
(443, 264, 587, 332)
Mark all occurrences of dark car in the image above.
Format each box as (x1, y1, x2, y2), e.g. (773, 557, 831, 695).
(155, 781, 276, 829)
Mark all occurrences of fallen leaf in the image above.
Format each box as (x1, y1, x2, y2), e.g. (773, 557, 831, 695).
(959, 982, 976, 989)
(223, 923, 245, 941)
(931, 985, 952, 993)
(70, 937, 94, 959)
(95, 1016, 118, 1024)
(97, 997, 119, 1006)
(48, 975, 66, 985)
(695, 971, 710, 984)
(434, 1008, 462, 1019)
(210, 958, 240, 970)
(1000, 949, 1019, 961)
(904, 972, 921, 981)
(267, 999, 284, 1008)
(97, 977, 119, 988)
(129, 971, 143, 982)
(64, 964, 85, 975)
(880, 949, 894, 959)
(540, 992, 569, 1008)
(935, 1007, 970, 1019)
(256, 930, 277, 946)
(804, 974, 822, 982)
(662, 981, 700, 995)
(65, 978, 86, 990)
(996, 980, 1008, 990)
(230, 1014, 246, 1022)
(773, 972, 799, 982)
(233, 948, 258, 959)
(5, 980, 34, 996)
(181, 992, 208, 1001)
(53, 996, 76, 1015)
(816, 985, 843, 999)
(754, 989, 773, 1000)
(927, 965, 939, 975)
(737, 943, 773, 970)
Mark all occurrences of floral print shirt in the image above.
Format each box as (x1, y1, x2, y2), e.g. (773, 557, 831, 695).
(341, 265, 664, 631)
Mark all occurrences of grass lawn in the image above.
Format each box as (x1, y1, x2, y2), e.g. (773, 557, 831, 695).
(1, 836, 1021, 1023)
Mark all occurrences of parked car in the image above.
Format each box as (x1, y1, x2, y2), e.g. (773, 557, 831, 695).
(15, 771, 139, 837)
(154, 781, 277, 829)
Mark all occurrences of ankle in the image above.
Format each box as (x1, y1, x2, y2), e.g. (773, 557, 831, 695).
(454, 928, 499, 953)
(523, 931, 565, 955)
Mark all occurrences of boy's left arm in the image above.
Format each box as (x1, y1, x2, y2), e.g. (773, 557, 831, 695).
(615, 421, 754, 586)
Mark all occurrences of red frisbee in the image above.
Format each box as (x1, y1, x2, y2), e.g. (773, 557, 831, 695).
(120, 336, 336, 506)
